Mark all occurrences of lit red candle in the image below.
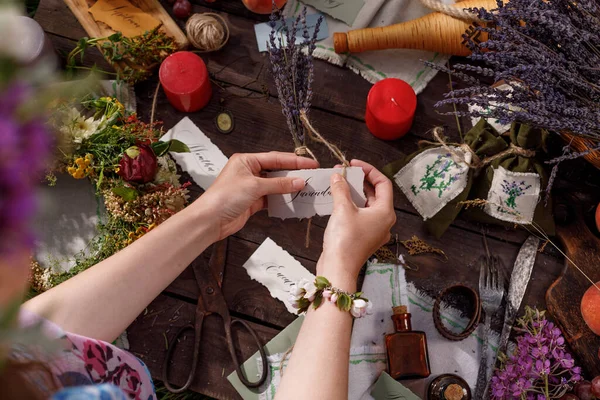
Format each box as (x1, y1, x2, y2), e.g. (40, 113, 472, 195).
(365, 78, 417, 140)
(159, 51, 212, 113)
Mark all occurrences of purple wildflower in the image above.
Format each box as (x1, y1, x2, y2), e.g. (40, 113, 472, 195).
(0, 83, 52, 256)
(490, 306, 582, 399)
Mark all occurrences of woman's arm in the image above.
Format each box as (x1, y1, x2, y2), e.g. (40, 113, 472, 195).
(275, 160, 396, 400)
(23, 152, 318, 343)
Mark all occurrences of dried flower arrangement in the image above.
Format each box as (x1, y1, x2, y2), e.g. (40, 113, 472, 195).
(31, 96, 189, 291)
(67, 28, 177, 84)
(427, 0, 600, 183)
(490, 306, 582, 399)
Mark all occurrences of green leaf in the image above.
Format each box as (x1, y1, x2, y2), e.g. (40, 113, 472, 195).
(312, 293, 323, 309)
(337, 293, 352, 312)
(354, 292, 363, 298)
(315, 276, 330, 290)
(78, 37, 89, 50)
(168, 139, 190, 153)
(108, 32, 122, 42)
(96, 163, 104, 190)
(112, 186, 139, 201)
(151, 141, 170, 157)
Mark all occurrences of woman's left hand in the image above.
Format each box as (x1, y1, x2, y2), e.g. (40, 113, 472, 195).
(197, 152, 319, 241)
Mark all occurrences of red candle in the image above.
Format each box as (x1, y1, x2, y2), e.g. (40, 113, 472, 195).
(365, 78, 417, 140)
(159, 51, 212, 113)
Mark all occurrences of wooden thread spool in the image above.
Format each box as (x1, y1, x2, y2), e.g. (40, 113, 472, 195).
(333, 0, 496, 56)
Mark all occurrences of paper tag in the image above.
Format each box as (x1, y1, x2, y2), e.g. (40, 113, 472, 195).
(254, 13, 329, 52)
(243, 238, 315, 314)
(485, 166, 540, 224)
(160, 117, 229, 190)
(266, 167, 366, 219)
(88, 0, 161, 38)
(300, 0, 364, 26)
(394, 147, 471, 220)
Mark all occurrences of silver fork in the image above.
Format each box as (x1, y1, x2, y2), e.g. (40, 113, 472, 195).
(474, 242, 505, 399)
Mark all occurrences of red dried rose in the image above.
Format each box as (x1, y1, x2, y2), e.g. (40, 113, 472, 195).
(117, 145, 158, 183)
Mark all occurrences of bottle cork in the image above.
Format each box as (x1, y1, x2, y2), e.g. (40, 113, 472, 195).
(393, 305, 408, 315)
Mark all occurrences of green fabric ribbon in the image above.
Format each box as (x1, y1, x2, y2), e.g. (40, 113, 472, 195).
(383, 119, 555, 237)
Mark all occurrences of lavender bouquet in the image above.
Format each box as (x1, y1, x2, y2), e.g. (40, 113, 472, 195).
(428, 0, 600, 173)
(490, 306, 582, 399)
(267, 7, 323, 154)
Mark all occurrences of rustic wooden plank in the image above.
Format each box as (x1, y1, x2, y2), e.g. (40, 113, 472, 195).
(127, 293, 279, 399)
(546, 201, 600, 377)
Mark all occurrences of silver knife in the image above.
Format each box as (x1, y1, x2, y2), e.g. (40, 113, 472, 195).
(483, 235, 540, 399)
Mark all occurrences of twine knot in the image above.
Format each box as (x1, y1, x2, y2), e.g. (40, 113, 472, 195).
(430, 126, 536, 169)
(185, 13, 230, 52)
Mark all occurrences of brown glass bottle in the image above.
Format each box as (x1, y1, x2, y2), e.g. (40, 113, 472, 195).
(385, 305, 431, 380)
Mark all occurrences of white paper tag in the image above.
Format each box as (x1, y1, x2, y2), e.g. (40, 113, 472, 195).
(485, 166, 540, 224)
(159, 117, 229, 190)
(266, 167, 366, 219)
(394, 146, 471, 220)
(243, 238, 315, 314)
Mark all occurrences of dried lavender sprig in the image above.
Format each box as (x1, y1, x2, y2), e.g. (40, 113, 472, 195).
(267, 6, 323, 147)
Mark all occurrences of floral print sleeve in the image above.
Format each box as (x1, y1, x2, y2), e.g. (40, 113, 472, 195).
(18, 309, 156, 400)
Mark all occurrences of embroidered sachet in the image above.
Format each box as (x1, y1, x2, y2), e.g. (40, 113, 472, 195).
(485, 166, 540, 224)
(394, 147, 472, 220)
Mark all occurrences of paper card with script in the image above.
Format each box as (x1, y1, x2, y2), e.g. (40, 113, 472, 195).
(243, 238, 315, 314)
(88, 0, 161, 38)
(300, 0, 365, 26)
(160, 117, 229, 190)
(254, 13, 329, 52)
(267, 167, 366, 219)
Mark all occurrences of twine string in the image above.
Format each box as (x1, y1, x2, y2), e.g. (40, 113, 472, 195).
(299, 110, 349, 177)
(418, 0, 481, 22)
(186, 13, 230, 52)
(422, 126, 536, 169)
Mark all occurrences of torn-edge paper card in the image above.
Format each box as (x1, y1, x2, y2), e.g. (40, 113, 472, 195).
(160, 117, 228, 190)
(243, 238, 315, 314)
(301, 0, 365, 26)
(266, 167, 366, 219)
(254, 13, 329, 52)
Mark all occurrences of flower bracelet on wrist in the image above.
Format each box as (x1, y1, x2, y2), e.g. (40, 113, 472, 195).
(289, 276, 373, 318)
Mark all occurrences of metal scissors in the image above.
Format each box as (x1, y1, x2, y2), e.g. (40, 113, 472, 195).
(162, 238, 268, 393)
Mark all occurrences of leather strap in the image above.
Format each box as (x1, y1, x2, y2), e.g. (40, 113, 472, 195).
(433, 284, 481, 341)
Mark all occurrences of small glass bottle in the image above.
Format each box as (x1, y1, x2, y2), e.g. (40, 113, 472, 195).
(385, 305, 431, 380)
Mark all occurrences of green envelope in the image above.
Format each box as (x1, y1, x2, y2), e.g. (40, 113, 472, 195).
(371, 372, 422, 400)
(227, 316, 304, 399)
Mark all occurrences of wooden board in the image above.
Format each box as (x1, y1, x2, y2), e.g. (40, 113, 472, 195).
(546, 209, 600, 377)
(62, 0, 188, 68)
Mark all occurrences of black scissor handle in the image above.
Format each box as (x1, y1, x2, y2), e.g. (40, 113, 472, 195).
(225, 318, 268, 388)
(162, 310, 205, 393)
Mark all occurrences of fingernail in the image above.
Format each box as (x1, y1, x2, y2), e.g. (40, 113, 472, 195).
(292, 178, 305, 191)
(331, 173, 343, 183)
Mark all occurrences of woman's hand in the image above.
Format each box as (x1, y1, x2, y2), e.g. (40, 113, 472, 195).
(318, 160, 396, 288)
(197, 152, 319, 241)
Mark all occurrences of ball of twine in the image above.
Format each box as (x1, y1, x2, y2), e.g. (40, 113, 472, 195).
(185, 13, 229, 52)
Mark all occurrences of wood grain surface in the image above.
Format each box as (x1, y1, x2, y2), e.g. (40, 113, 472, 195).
(34, 0, 600, 397)
(547, 205, 600, 377)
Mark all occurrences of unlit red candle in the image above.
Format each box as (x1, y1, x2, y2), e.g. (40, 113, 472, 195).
(365, 78, 417, 140)
(159, 51, 212, 113)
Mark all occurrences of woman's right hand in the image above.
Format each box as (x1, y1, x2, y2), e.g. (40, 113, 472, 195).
(318, 160, 396, 289)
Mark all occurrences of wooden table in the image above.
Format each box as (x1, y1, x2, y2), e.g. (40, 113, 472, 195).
(34, 1, 600, 398)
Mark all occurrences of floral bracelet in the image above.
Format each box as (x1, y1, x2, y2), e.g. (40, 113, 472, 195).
(289, 276, 373, 318)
